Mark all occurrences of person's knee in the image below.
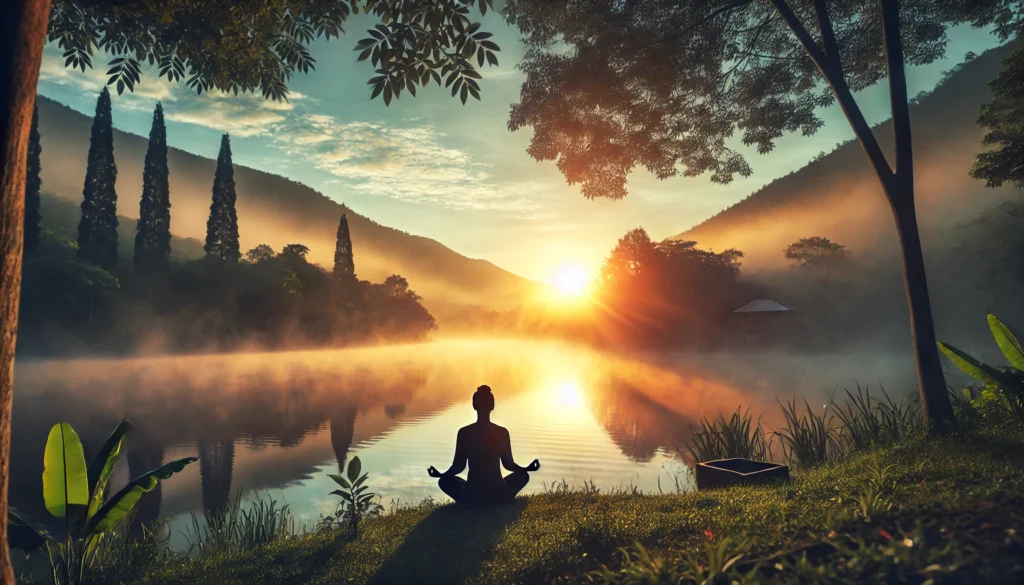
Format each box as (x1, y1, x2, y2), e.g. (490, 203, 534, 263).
(508, 470, 530, 492)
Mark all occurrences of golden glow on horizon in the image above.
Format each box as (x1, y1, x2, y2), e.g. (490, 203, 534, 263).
(550, 263, 592, 299)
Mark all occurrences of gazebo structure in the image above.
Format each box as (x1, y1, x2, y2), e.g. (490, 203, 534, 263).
(734, 299, 799, 340)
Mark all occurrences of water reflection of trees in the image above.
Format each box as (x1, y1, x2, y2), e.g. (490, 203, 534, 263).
(198, 439, 235, 517)
(330, 399, 358, 472)
(10, 356, 431, 528)
(127, 432, 164, 539)
(586, 377, 696, 464)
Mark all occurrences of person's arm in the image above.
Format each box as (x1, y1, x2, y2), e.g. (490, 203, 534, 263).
(500, 428, 527, 473)
(441, 429, 468, 477)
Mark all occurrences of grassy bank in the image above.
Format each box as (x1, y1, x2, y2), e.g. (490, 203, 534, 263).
(124, 419, 1024, 585)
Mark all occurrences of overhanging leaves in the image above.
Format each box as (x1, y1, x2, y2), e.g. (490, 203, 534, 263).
(48, 0, 501, 105)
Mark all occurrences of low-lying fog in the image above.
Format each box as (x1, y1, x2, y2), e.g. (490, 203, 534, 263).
(10, 338, 928, 546)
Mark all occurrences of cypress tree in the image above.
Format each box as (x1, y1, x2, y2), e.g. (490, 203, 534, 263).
(204, 134, 240, 262)
(78, 87, 119, 269)
(23, 104, 42, 256)
(134, 102, 171, 272)
(332, 212, 356, 281)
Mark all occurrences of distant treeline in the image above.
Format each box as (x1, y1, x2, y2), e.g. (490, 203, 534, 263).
(453, 202, 1024, 353)
(18, 90, 435, 357)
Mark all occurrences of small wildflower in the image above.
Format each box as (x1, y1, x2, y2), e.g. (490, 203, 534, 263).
(902, 538, 913, 547)
(704, 529, 714, 540)
(879, 529, 893, 541)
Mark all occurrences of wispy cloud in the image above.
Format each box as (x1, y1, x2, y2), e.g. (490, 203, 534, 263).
(275, 114, 537, 212)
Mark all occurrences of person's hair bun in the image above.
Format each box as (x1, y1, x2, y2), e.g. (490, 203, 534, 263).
(477, 384, 492, 394)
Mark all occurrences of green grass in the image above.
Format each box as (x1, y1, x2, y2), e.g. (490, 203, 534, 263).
(128, 419, 1024, 585)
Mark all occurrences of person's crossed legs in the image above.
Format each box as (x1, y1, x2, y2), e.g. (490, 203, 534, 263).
(438, 471, 530, 506)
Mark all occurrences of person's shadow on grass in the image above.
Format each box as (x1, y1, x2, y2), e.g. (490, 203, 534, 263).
(369, 501, 526, 585)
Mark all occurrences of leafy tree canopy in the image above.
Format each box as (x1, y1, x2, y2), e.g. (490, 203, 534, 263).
(49, 0, 501, 104)
(503, 0, 1022, 199)
(972, 45, 1024, 190)
(784, 236, 848, 268)
(246, 244, 277, 265)
(282, 243, 312, 259)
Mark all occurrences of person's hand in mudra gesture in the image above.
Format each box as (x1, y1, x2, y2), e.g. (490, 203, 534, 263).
(526, 459, 540, 472)
(427, 466, 442, 478)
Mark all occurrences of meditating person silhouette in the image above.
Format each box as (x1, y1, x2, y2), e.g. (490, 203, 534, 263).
(427, 385, 540, 506)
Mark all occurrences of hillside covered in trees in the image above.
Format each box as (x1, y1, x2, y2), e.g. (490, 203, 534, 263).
(33, 96, 539, 317)
(651, 42, 1024, 349)
(674, 43, 1021, 269)
(19, 93, 436, 357)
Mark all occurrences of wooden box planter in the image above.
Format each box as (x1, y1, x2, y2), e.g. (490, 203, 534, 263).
(695, 458, 789, 491)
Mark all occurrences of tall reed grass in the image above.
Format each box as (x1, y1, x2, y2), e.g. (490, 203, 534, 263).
(688, 407, 769, 463)
(184, 492, 297, 557)
(830, 384, 920, 451)
(774, 397, 840, 468)
(687, 386, 923, 470)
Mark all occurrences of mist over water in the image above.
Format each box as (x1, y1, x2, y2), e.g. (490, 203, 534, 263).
(9, 339, 918, 546)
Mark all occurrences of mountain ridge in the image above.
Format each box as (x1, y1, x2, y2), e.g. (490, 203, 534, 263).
(672, 43, 1020, 268)
(34, 95, 538, 312)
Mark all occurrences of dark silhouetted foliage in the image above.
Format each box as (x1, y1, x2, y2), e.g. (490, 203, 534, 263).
(595, 229, 750, 347)
(205, 134, 240, 263)
(77, 87, 119, 269)
(134, 102, 172, 272)
(245, 244, 276, 265)
(785, 237, 849, 269)
(333, 213, 356, 282)
(47, 0, 501, 104)
(973, 45, 1024, 190)
(282, 244, 311, 259)
(18, 224, 436, 357)
(24, 104, 42, 256)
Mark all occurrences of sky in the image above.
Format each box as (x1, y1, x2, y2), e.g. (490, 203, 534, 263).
(35, 13, 1004, 284)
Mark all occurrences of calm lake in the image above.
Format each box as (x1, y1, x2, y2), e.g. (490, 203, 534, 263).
(10, 339, 915, 548)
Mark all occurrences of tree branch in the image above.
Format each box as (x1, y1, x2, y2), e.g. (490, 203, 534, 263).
(770, 0, 894, 183)
(813, 0, 842, 74)
(881, 0, 914, 188)
(631, 0, 755, 54)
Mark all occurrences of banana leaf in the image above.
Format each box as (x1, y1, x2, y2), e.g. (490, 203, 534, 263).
(8, 510, 47, 552)
(938, 342, 1006, 385)
(83, 457, 197, 536)
(42, 423, 90, 518)
(988, 314, 1024, 371)
(86, 420, 132, 519)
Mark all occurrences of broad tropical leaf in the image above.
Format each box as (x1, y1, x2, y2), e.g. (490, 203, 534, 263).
(86, 420, 132, 519)
(43, 423, 90, 518)
(988, 314, 1024, 370)
(8, 510, 47, 552)
(84, 457, 197, 536)
(938, 342, 1004, 384)
(347, 456, 362, 482)
(328, 474, 351, 489)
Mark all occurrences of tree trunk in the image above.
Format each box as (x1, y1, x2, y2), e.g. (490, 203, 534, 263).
(879, 0, 955, 431)
(774, 0, 955, 431)
(0, 2, 51, 583)
(887, 185, 956, 428)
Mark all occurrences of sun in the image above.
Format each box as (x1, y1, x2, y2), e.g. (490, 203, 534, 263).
(550, 263, 591, 298)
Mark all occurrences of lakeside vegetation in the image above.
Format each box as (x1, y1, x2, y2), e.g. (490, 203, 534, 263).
(12, 381, 1021, 585)
(13, 311, 1024, 584)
